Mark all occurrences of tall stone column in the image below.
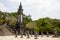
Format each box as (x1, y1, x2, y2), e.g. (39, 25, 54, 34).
(15, 2, 24, 37)
(18, 3, 24, 38)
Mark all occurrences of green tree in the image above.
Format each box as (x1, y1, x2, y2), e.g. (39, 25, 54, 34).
(25, 22, 36, 38)
(6, 16, 16, 26)
(0, 17, 4, 25)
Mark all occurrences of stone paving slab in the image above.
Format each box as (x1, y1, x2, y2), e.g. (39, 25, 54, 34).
(0, 35, 60, 40)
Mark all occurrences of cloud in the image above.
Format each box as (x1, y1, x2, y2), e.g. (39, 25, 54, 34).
(0, 2, 8, 12)
(0, 0, 60, 20)
(7, 0, 18, 3)
(22, 0, 60, 20)
(7, 0, 22, 4)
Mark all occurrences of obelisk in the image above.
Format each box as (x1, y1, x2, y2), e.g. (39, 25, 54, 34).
(18, 2, 24, 38)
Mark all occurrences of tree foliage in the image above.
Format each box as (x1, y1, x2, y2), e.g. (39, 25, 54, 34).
(0, 11, 60, 33)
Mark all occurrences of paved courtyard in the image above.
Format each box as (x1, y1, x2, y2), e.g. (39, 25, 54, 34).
(0, 35, 60, 40)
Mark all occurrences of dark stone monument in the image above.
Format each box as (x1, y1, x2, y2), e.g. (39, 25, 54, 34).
(34, 31, 38, 39)
(15, 2, 24, 38)
(53, 28, 58, 37)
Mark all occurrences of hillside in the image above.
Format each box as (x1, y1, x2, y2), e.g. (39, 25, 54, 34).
(0, 24, 14, 36)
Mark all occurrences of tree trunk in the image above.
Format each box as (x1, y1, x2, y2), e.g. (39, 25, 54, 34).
(41, 32, 43, 37)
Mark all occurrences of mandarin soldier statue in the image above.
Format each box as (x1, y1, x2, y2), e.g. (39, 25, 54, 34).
(53, 27, 58, 37)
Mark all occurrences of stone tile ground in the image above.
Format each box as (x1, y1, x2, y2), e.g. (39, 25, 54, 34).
(0, 35, 60, 40)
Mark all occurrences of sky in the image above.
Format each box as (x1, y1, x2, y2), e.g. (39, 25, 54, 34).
(0, 0, 60, 20)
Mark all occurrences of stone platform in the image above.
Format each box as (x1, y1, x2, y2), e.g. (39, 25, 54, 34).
(0, 35, 60, 40)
